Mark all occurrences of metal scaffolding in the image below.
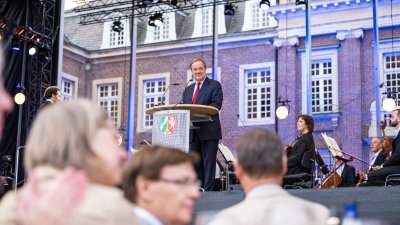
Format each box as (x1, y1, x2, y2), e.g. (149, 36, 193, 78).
(27, 0, 57, 126)
(76, 0, 248, 25)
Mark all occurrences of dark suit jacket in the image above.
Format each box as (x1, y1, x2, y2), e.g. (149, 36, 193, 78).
(287, 132, 314, 175)
(182, 77, 223, 141)
(371, 150, 387, 169)
(38, 99, 53, 112)
(339, 164, 356, 187)
(383, 131, 400, 167)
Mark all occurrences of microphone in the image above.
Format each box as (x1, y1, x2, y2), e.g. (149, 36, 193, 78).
(379, 82, 385, 88)
(170, 78, 193, 110)
(237, 114, 246, 127)
(160, 83, 180, 105)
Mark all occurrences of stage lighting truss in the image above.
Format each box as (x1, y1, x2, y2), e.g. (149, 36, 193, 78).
(0, 19, 51, 53)
(75, 0, 252, 25)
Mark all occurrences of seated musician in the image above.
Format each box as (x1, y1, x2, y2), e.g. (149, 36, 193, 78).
(333, 158, 356, 187)
(357, 137, 387, 186)
(360, 109, 400, 186)
(286, 115, 315, 175)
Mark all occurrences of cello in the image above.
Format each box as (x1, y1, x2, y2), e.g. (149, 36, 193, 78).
(380, 120, 393, 161)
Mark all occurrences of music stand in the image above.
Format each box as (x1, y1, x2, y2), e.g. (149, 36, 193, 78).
(321, 133, 347, 187)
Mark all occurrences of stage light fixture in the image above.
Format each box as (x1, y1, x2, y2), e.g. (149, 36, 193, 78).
(11, 38, 20, 51)
(112, 18, 123, 33)
(295, 0, 306, 6)
(276, 96, 291, 120)
(259, 0, 270, 11)
(276, 105, 289, 120)
(28, 46, 37, 56)
(153, 13, 164, 27)
(15, 84, 25, 105)
(383, 97, 396, 112)
(170, 0, 178, 6)
(14, 92, 26, 105)
(224, 3, 236, 16)
(148, 15, 156, 27)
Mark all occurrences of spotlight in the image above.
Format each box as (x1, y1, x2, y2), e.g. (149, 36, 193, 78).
(148, 13, 163, 27)
(14, 92, 26, 105)
(276, 105, 289, 119)
(11, 38, 20, 51)
(112, 18, 123, 33)
(170, 0, 178, 6)
(224, 3, 236, 16)
(295, 0, 307, 6)
(153, 13, 163, 27)
(28, 46, 37, 56)
(276, 96, 291, 120)
(383, 97, 396, 112)
(259, 0, 270, 11)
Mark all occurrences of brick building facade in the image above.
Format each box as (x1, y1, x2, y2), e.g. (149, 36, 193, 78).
(62, 0, 400, 170)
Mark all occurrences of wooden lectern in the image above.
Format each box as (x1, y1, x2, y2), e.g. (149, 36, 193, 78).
(145, 104, 219, 152)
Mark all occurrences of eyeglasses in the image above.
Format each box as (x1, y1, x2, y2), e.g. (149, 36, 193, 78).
(159, 178, 201, 189)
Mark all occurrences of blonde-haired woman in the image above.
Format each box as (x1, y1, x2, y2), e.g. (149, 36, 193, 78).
(0, 99, 140, 225)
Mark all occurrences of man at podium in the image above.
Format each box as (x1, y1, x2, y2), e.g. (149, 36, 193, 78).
(181, 58, 223, 191)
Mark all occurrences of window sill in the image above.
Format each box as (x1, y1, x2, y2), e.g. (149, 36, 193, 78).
(312, 112, 341, 127)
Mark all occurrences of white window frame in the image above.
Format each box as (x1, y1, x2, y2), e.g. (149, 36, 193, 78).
(144, 10, 176, 43)
(301, 49, 339, 114)
(92, 77, 123, 128)
(101, 15, 130, 49)
(242, 0, 278, 31)
(238, 62, 276, 126)
(60, 72, 78, 101)
(137, 73, 170, 133)
(192, 5, 226, 38)
(379, 41, 400, 109)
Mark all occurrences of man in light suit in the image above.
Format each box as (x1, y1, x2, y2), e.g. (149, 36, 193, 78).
(181, 58, 223, 191)
(209, 128, 329, 225)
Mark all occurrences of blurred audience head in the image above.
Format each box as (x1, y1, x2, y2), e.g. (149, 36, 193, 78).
(123, 146, 200, 225)
(0, 44, 14, 137)
(235, 128, 285, 181)
(25, 99, 126, 186)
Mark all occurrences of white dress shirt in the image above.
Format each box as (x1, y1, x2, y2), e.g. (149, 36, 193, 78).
(133, 206, 163, 225)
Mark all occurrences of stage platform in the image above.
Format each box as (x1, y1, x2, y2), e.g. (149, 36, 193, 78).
(194, 185, 400, 225)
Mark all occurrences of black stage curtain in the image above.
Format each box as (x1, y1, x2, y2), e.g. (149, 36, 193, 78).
(0, 0, 61, 187)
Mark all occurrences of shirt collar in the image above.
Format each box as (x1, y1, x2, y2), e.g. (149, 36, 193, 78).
(133, 207, 164, 225)
(46, 99, 54, 104)
(372, 149, 382, 158)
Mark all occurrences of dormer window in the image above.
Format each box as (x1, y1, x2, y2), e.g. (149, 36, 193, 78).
(154, 15, 170, 41)
(242, 0, 277, 31)
(109, 22, 125, 46)
(144, 7, 176, 44)
(192, 5, 226, 38)
(101, 14, 130, 49)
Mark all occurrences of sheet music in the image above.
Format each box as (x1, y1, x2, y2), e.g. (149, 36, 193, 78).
(321, 133, 344, 158)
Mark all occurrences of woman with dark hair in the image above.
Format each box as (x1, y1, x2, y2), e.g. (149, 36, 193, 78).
(286, 114, 315, 175)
